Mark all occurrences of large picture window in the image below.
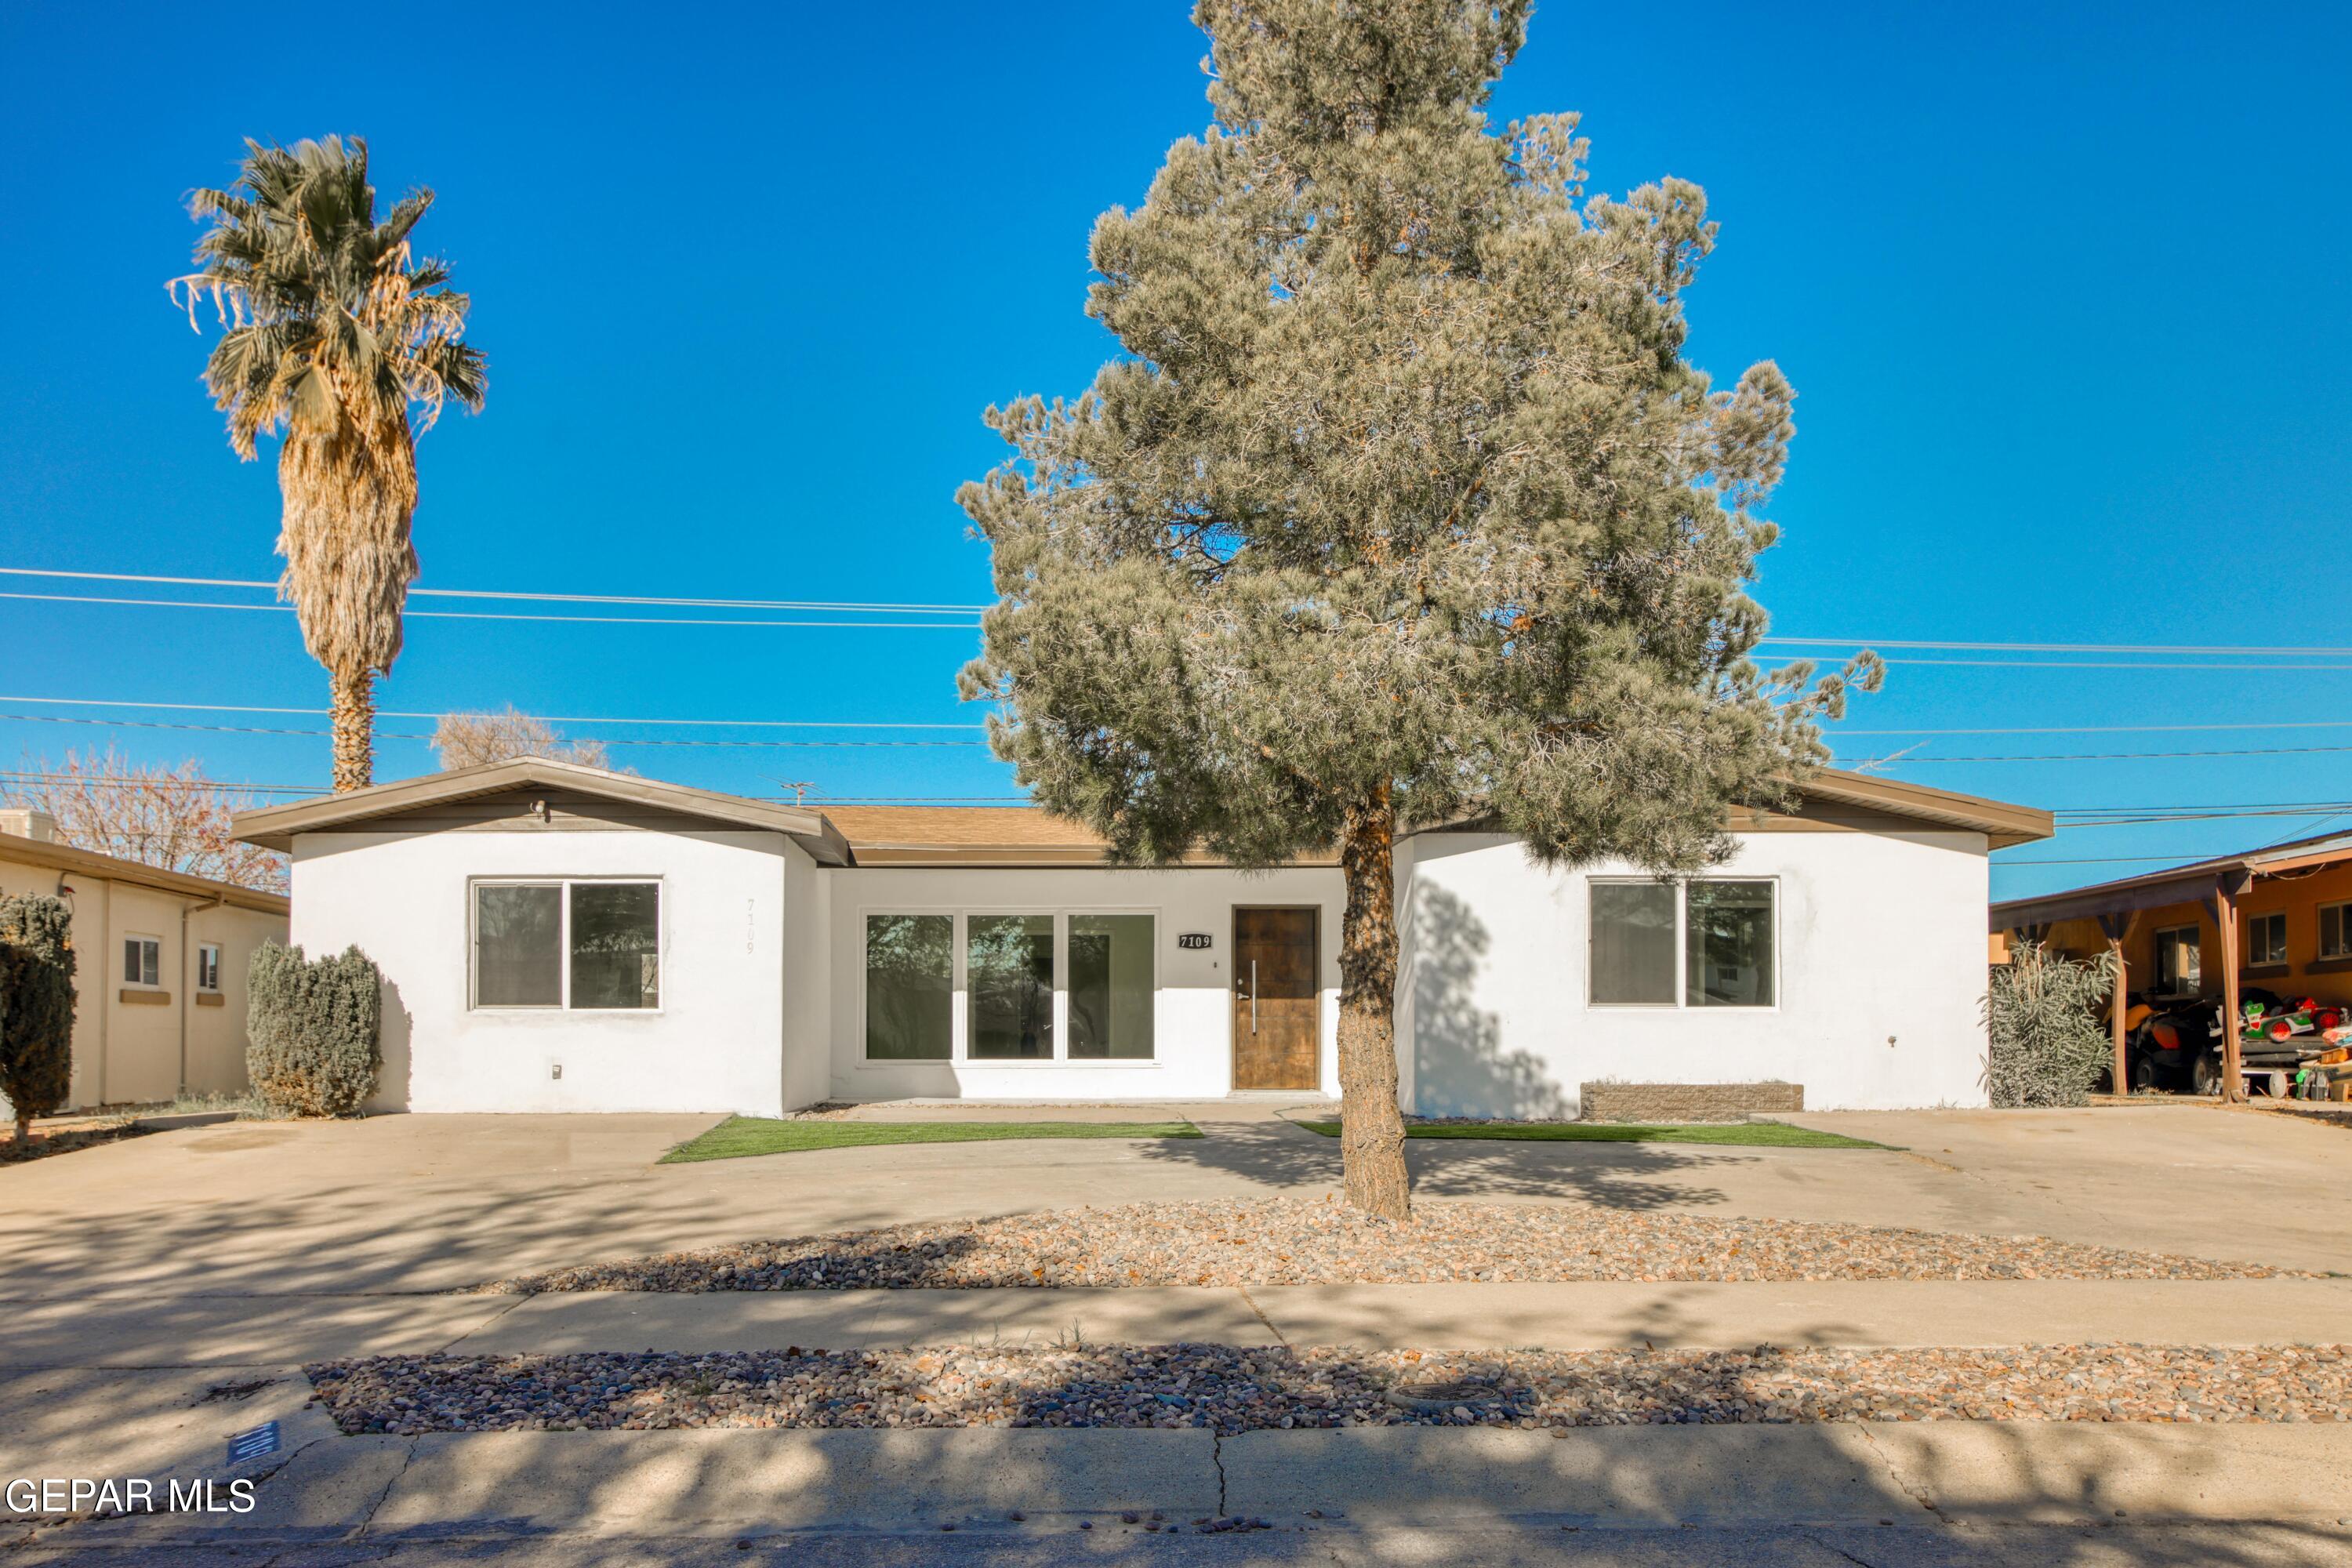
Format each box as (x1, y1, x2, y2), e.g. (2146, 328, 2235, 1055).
(866, 914, 952, 1059)
(1590, 879, 1777, 1009)
(472, 880, 659, 1011)
(861, 910, 1159, 1063)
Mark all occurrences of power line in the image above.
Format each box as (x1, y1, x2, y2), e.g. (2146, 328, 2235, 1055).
(1766, 636, 2352, 657)
(0, 712, 983, 747)
(1994, 853, 2243, 868)
(0, 566, 989, 615)
(1869, 657, 2352, 671)
(1835, 720, 2352, 736)
(0, 695, 985, 730)
(1844, 742, 2352, 764)
(0, 591, 980, 631)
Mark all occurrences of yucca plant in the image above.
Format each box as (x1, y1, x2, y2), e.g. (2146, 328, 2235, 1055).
(172, 136, 486, 791)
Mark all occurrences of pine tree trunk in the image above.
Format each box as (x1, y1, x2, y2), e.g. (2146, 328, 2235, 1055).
(1336, 786, 1411, 1220)
(330, 669, 375, 793)
(13, 1111, 30, 1147)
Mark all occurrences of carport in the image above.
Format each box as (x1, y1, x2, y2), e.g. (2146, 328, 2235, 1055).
(1991, 829, 2352, 1104)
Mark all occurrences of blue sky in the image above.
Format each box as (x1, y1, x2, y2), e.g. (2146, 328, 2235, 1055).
(2, 0, 2346, 897)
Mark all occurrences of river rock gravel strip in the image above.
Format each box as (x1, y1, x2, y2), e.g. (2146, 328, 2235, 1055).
(478, 1197, 2303, 1293)
(307, 1344, 2352, 1436)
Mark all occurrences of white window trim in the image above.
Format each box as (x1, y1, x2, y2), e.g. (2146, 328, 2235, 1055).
(468, 877, 664, 1014)
(196, 942, 223, 993)
(123, 933, 164, 989)
(1585, 877, 1781, 1013)
(2321, 901, 2352, 962)
(858, 906, 1163, 1067)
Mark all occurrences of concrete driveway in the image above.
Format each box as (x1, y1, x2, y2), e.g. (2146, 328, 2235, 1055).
(0, 1101, 2343, 1304)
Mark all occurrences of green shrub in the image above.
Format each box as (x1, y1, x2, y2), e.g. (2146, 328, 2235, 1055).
(0, 895, 78, 1143)
(1984, 942, 2115, 1109)
(246, 942, 382, 1117)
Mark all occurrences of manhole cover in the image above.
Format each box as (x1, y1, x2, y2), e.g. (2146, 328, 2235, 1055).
(1384, 1380, 1519, 1413)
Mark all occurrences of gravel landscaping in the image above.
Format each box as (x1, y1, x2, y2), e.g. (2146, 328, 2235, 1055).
(307, 1343, 2352, 1436)
(478, 1196, 2303, 1293)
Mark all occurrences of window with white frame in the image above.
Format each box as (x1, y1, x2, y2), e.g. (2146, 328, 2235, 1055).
(472, 880, 660, 1010)
(862, 911, 1157, 1062)
(2321, 902, 2352, 962)
(196, 942, 222, 992)
(2246, 911, 2288, 967)
(123, 935, 162, 988)
(1589, 880, 1776, 1008)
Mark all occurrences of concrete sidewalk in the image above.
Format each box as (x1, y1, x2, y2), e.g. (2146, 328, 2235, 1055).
(7, 1277, 2350, 1369)
(21, 1420, 2352, 1548)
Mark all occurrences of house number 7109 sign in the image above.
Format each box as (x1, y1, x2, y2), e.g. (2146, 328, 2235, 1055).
(1177, 932, 1212, 950)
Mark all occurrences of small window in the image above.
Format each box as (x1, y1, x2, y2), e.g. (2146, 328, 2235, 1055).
(471, 880, 659, 1011)
(2153, 925, 2201, 993)
(968, 913, 1054, 1058)
(2246, 912, 2288, 968)
(2321, 902, 2352, 961)
(196, 943, 222, 993)
(866, 914, 953, 1060)
(123, 935, 161, 988)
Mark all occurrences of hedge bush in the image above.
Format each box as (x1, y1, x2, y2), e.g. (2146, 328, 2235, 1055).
(246, 942, 382, 1117)
(1984, 941, 2115, 1108)
(0, 895, 77, 1143)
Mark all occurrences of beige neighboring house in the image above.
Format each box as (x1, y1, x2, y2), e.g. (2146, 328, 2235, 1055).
(0, 809, 289, 1109)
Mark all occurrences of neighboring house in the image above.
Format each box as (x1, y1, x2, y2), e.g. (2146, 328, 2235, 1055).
(0, 810, 289, 1109)
(1993, 826, 2352, 1029)
(233, 759, 2050, 1118)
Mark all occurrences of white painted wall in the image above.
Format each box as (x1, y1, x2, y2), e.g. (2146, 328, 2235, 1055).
(289, 828, 798, 1116)
(1397, 829, 1994, 1116)
(825, 866, 1345, 1102)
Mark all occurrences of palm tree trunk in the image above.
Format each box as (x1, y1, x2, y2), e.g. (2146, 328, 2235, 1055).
(1337, 785, 1411, 1220)
(329, 669, 375, 793)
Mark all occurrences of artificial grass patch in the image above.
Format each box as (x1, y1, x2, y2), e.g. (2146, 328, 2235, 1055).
(1287, 1119, 1884, 1149)
(660, 1116, 1203, 1164)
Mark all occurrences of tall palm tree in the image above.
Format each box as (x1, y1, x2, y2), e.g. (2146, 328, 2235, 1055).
(172, 136, 485, 791)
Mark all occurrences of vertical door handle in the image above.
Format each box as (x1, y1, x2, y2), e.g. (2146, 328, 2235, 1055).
(1250, 960, 1258, 1035)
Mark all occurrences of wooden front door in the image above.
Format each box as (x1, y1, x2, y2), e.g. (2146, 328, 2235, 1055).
(1232, 907, 1319, 1091)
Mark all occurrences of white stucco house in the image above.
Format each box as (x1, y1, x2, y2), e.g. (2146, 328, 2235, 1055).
(232, 758, 2050, 1118)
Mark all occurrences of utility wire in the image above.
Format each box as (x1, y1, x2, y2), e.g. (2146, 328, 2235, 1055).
(0, 567, 989, 615)
(0, 712, 982, 746)
(0, 592, 979, 631)
(0, 695, 984, 730)
(1765, 636, 2352, 657)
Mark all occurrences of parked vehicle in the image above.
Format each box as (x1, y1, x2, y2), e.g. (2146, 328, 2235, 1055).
(2122, 987, 2350, 1095)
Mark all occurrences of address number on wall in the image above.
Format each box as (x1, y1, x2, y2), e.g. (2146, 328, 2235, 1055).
(1176, 932, 1213, 950)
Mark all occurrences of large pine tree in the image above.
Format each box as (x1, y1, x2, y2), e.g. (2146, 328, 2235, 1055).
(960, 0, 1874, 1218)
